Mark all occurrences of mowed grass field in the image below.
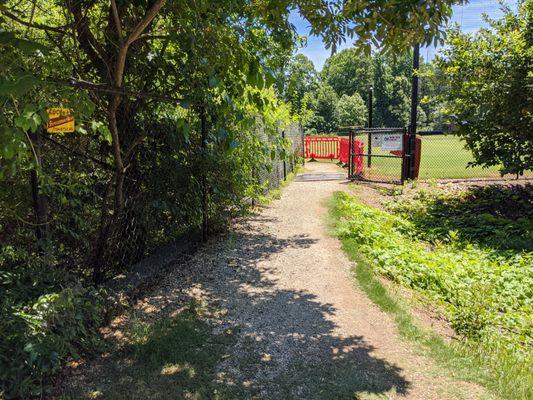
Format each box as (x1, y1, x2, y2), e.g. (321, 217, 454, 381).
(354, 135, 504, 180)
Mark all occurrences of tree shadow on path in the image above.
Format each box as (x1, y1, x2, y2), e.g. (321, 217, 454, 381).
(195, 218, 411, 399)
(59, 217, 411, 399)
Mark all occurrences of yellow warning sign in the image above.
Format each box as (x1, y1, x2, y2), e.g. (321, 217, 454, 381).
(47, 108, 75, 133)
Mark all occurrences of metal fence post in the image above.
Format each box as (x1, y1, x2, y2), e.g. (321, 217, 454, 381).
(301, 124, 305, 166)
(401, 127, 408, 184)
(200, 106, 208, 242)
(282, 129, 287, 180)
(409, 43, 420, 181)
(367, 86, 373, 168)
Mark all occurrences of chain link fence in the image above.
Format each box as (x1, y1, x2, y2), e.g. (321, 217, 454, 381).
(2, 87, 304, 285)
(255, 117, 304, 192)
(309, 129, 532, 184)
(416, 133, 533, 181)
(349, 128, 405, 184)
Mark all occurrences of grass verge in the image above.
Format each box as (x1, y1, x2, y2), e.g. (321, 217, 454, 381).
(257, 163, 303, 205)
(59, 304, 244, 399)
(329, 192, 532, 400)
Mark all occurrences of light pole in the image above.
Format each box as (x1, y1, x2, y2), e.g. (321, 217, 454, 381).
(367, 85, 373, 168)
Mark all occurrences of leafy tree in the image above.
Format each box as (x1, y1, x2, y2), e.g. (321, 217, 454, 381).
(334, 93, 367, 128)
(436, 1, 533, 176)
(372, 53, 412, 127)
(302, 83, 338, 133)
(284, 54, 318, 112)
(321, 48, 374, 101)
(419, 61, 452, 130)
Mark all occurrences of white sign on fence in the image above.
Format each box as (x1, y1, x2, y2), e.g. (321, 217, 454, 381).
(371, 134, 382, 147)
(381, 134, 403, 151)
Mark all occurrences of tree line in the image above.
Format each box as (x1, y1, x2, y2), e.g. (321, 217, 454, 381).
(284, 49, 448, 133)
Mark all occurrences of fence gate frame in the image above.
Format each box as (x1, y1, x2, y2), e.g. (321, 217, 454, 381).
(346, 127, 411, 184)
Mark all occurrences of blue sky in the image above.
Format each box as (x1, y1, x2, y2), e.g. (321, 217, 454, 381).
(289, 0, 519, 70)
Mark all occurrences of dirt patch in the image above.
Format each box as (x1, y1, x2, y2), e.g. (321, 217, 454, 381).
(380, 278, 457, 343)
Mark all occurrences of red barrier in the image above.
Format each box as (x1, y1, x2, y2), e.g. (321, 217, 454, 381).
(339, 138, 364, 174)
(339, 138, 350, 164)
(304, 136, 339, 159)
(305, 136, 364, 175)
(352, 140, 364, 175)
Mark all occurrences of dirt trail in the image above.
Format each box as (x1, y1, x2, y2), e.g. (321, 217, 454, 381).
(196, 161, 484, 399)
(63, 161, 488, 399)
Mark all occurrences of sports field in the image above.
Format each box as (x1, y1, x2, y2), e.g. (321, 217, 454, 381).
(355, 135, 504, 181)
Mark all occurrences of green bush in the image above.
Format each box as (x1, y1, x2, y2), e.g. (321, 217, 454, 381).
(0, 277, 104, 398)
(332, 191, 532, 357)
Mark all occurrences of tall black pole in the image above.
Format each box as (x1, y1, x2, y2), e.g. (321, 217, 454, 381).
(367, 85, 373, 168)
(410, 44, 420, 135)
(408, 43, 420, 180)
(200, 104, 208, 242)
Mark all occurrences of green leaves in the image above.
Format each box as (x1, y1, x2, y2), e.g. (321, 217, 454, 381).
(0, 73, 40, 98)
(14, 105, 42, 133)
(332, 190, 532, 358)
(0, 30, 48, 54)
(90, 120, 112, 144)
(435, 2, 532, 176)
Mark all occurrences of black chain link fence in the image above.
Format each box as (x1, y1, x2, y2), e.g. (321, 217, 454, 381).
(342, 129, 533, 184)
(254, 117, 304, 192)
(415, 132, 533, 181)
(349, 128, 405, 184)
(2, 87, 304, 285)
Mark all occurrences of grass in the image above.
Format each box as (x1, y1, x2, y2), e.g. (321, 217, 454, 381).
(329, 191, 532, 400)
(353, 135, 505, 180)
(60, 304, 248, 400)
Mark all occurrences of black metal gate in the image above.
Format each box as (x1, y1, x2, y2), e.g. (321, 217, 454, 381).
(346, 127, 414, 184)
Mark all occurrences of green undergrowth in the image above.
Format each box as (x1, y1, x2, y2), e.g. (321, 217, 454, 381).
(61, 303, 242, 400)
(257, 164, 302, 205)
(329, 190, 532, 400)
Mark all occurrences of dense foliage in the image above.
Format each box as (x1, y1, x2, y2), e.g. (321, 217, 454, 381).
(287, 50, 438, 133)
(435, 0, 533, 176)
(334, 93, 367, 128)
(332, 187, 532, 388)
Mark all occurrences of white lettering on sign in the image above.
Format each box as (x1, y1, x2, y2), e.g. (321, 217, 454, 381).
(381, 134, 403, 151)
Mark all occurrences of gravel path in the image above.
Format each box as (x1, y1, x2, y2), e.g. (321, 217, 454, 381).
(173, 161, 485, 399)
(63, 161, 488, 399)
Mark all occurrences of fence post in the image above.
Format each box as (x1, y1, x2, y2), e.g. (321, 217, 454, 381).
(29, 127, 48, 250)
(300, 124, 305, 166)
(408, 43, 420, 181)
(200, 105, 208, 242)
(282, 129, 287, 180)
(367, 86, 373, 168)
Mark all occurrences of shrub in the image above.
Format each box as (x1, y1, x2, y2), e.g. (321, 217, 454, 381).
(332, 191, 532, 357)
(0, 278, 104, 398)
